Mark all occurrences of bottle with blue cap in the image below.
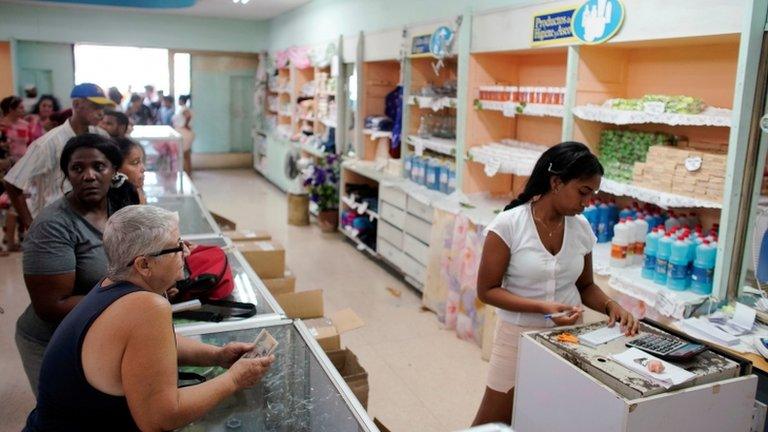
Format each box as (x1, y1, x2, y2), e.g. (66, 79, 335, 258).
(667, 235, 689, 291)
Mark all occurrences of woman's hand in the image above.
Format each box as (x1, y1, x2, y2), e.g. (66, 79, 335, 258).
(226, 355, 275, 390)
(544, 302, 583, 326)
(606, 301, 639, 335)
(215, 342, 255, 368)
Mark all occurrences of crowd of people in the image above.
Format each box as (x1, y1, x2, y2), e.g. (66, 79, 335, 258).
(0, 82, 272, 431)
(0, 83, 195, 253)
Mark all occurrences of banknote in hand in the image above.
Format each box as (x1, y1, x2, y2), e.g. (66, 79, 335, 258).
(244, 329, 279, 359)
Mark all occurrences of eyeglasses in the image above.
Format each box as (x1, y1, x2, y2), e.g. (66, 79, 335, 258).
(126, 240, 185, 267)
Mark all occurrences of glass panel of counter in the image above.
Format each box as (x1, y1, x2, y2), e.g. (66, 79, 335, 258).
(174, 235, 284, 333)
(148, 195, 219, 236)
(177, 319, 376, 432)
(143, 171, 197, 198)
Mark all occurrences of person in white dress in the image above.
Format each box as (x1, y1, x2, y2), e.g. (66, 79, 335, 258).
(472, 141, 638, 426)
(172, 94, 194, 175)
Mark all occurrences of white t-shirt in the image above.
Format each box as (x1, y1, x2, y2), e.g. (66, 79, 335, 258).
(4, 119, 107, 218)
(484, 202, 596, 327)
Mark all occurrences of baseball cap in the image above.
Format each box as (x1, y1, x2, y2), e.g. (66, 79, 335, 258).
(70, 83, 116, 107)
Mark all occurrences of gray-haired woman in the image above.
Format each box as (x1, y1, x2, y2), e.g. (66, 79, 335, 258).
(24, 205, 274, 432)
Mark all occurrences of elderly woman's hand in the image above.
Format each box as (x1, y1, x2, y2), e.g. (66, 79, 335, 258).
(226, 355, 275, 390)
(216, 342, 256, 368)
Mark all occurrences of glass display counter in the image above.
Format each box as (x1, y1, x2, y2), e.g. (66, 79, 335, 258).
(148, 195, 219, 236)
(130, 125, 182, 176)
(177, 319, 377, 432)
(143, 171, 197, 198)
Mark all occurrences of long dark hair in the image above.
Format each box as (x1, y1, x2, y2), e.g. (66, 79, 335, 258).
(32, 94, 61, 115)
(505, 141, 604, 211)
(60, 133, 123, 176)
(0, 96, 22, 115)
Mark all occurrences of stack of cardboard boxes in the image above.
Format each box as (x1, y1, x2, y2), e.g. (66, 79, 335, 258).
(224, 230, 370, 408)
(632, 145, 726, 202)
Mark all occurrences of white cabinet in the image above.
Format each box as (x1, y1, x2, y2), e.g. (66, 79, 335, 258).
(380, 202, 406, 229)
(378, 221, 404, 250)
(406, 196, 433, 221)
(405, 214, 432, 244)
(380, 185, 407, 209)
(403, 234, 429, 266)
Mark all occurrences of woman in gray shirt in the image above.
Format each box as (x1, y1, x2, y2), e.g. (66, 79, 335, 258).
(15, 133, 124, 396)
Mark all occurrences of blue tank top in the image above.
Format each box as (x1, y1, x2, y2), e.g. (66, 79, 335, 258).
(25, 281, 145, 431)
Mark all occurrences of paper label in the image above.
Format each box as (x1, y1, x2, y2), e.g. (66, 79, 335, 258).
(257, 241, 275, 251)
(685, 156, 702, 172)
(655, 289, 677, 317)
(484, 158, 501, 177)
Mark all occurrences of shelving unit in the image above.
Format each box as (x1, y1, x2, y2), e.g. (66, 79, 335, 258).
(358, 59, 401, 161)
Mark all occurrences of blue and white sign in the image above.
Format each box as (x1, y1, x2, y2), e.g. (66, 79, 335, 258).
(572, 0, 625, 44)
(532, 8, 577, 46)
(429, 26, 455, 59)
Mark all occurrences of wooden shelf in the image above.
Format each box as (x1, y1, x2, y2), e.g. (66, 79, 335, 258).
(341, 227, 378, 257)
(341, 195, 379, 220)
(474, 101, 564, 118)
(572, 104, 732, 127)
(599, 178, 722, 209)
(406, 135, 456, 156)
(361, 60, 401, 161)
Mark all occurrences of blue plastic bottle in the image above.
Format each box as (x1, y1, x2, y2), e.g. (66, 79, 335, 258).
(642, 228, 660, 280)
(619, 206, 634, 221)
(667, 235, 689, 291)
(597, 201, 611, 243)
(685, 234, 697, 288)
(404, 154, 413, 180)
(439, 162, 449, 193)
(655, 233, 673, 285)
(665, 211, 681, 232)
(608, 200, 619, 237)
(583, 201, 598, 237)
(691, 240, 717, 295)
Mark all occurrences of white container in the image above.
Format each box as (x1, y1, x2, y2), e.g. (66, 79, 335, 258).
(513, 332, 757, 432)
(611, 220, 630, 267)
(634, 217, 649, 265)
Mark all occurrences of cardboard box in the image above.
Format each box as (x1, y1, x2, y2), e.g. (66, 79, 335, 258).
(224, 229, 272, 242)
(262, 269, 296, 296)
(326, 348, 369, 409)
(275, 289, 324, 319)
(210, 211, 237, 231)
(237, 240, 285, 279)
(304, 308, 365, 352)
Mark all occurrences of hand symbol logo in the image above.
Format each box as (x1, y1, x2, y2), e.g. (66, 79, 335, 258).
(582, 0, 613, 42)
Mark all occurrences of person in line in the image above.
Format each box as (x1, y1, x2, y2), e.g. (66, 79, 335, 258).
(108, 87, 124, 112)
(3, 83, 114, 230)
(0, 96, 33, 251)
(27, 95, 61, 140)
(172, 94, 194, 174)
(113, 137, 146, 205)
(22, 85, 38, 113)
(15, 134, 128, 396)
(24, 204, 275, 431)
(471, 142, 639, 426)
(99, 110, 129, 139)
(158, 95, 175, 126)
(126, 94, 153, 126)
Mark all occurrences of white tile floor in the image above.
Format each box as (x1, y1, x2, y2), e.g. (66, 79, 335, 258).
(0, 169, 488, 432)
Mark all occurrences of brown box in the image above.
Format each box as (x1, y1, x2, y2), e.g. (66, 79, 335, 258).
(224, 230, 272, 242)
(262, 269, 296, 296)
(304, 309, 365, 352)
(210, 212, 237, 231)
(275, 289, 323, 319)
(326, 348, 369, 409)
(237, 240, 285, 279)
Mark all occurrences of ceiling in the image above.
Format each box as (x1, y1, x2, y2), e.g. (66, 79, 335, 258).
(5, 0, 311, 20)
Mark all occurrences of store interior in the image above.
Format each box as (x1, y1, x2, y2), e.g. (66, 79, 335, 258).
(2, 1, 768, 431)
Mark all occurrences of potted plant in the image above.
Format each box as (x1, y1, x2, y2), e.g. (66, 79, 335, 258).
(304, 153, 340, 232)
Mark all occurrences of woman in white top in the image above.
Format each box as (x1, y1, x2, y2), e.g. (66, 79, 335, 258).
(472, 141, 638, 426)
(172, 94, 194, 175)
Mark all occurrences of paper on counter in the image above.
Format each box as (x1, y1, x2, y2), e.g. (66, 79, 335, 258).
(728, 303, 756, 334)
(579, 325, 624, 348)
(612, 347, 696, 389)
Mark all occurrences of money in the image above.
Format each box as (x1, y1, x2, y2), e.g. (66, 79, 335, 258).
(244, 329, 278, 359)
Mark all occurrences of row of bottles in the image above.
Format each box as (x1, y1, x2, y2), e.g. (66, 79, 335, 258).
(640, 226, 718, 295)
(403, 155, 456, 193)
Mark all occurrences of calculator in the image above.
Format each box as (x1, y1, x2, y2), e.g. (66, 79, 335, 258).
(626, 333, 707, 362)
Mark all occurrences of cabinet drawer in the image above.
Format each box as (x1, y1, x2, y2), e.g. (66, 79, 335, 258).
(379, 202, 406, 228)
(378, 221, 404, 249)
(407, 197, 433, 221)
(377, 239, 405, 270)
(405, 214, 432, 244)
(403, 234, 429, 266)
(401, 254, 426, 285)
(380, 186, 406, 209)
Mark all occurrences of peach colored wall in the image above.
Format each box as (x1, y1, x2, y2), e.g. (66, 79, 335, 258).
(0, 42, 13, 97)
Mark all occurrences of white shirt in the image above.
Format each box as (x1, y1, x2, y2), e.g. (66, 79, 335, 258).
(4, 119, 107, 218)
(485, 203, 596, 327)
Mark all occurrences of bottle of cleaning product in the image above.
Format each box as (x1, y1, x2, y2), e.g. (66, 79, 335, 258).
(642, 228, 660, 280)
(665, 211, 681, 231)
(655, 233, 673, 285)
(688, 212, 700, 228)
(611, 219, 630, 268)
(624, 217, 636, 264)
(608, 199, 619, 237)
(597, 201, 611, 243)
(583, 200, 598, 237)
(619, 206, 634, 221)
(691, 240, 717, 295)
(667, 235, 690, 291)
(685, 234, 697, 288)
(634, 216, 649, 265)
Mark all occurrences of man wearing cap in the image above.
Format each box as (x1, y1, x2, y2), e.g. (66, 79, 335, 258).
(2, 83, 115, 230)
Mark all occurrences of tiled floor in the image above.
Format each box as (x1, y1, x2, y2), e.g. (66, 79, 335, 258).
(0, 169, 488, 432)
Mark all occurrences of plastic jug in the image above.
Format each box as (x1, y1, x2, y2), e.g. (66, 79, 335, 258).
(404, 154, 413, 180)
(655, 233, 673, 285)
(642, 228, 660, 280)
(597, 202, 611, 243)
(583, 201, 598, 236)
(608, 200, 619, 237)
(439, 162, 450, 193)
(685, 234, 697, 288)
(447, 165, 456, 193)
(665, 211, 681, 231)
(634, 216, 649, 265)
(667, 235, 689, 291)
(611, 219, 630, 267)
(691, 240, 717, 295)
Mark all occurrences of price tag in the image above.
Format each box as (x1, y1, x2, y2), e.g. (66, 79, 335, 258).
(684, 156, 702, 172)
(502, 102, 517, 118)
(413, 139, 425, 156)
(643, 101, 666, 115)
(654, 290, 684, 318)
(484, 158, 501, 177)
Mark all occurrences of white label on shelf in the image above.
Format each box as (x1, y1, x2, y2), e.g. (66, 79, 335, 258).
(484, 157, 502, 177)
(502, 102, 517, 117)
(684, 156, 703, 172)
(413, 140, 425, 156)
(643, 101, 666, 115)
(655, 289, 684, 318)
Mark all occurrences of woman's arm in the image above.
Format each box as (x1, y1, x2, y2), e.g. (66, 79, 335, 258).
(24, 273, 83, 322)
(183, 109, 192, 129)
(122, 294, 273, 431)
(576, 253, 638, 334)
(477, 232, 581, 325)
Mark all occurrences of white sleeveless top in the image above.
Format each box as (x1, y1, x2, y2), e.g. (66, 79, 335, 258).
(484, 202, 596, 327)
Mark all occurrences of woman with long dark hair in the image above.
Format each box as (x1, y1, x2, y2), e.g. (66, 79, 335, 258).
(28, 95, 62, 139)
(472, 141, 638, 426)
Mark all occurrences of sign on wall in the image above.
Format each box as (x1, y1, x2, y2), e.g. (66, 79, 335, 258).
(411, 34, 431, 56)
(531, 0, 625, 46)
